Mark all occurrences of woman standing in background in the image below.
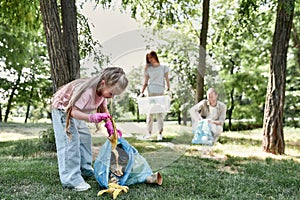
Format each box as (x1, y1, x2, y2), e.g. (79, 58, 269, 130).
(140, 51, 170, 141)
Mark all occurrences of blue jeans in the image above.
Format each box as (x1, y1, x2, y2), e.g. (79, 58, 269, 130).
(52, 109, 93, 188)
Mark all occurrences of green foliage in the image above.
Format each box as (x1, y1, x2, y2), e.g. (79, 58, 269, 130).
(0, 0, 41, 31)
(223, 121, 263, 131)
(0, 122, 53, 157)
(238, 0, 268, 18)
(0, 132, 56, 158)
(210, 0, 275, 124)
(285, 4, 300, 126)
(118, 0, 201, 28)
(39, 128, 56, 152)
(156, 31, 199, 121)
(0, 139, 48, 158)
(77, 13, 109, 71)
(0, 0, 52, 122)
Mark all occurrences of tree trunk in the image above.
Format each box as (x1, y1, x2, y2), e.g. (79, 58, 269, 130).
(262, 0, 295, 155)
(228, 59, 235, 130)
(0, 103, 3, 122)
(24, 86, 34, 123)
(4, 74, 21, 122)
(177, 110, 181, 125)
(182, 109, 188, 126)
(196, 0, 209, 103)
(40, 0, 69, 92)
(61, 0, 80, 80)
(136, 103, 140, 122)
(228, 88, 234, 130)
(0, 103, 2, 122)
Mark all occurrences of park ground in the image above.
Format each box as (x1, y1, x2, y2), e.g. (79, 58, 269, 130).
(0, 121, 299, 199)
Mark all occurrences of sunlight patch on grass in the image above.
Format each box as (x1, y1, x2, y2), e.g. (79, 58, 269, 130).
(215, 128, 300, 163)
(183, 127, 300, 164)
(0, 131, 39, 141)
(0, 122, 52, 141)
(222, 129, 263, 140)
(214, 143, 300, 163)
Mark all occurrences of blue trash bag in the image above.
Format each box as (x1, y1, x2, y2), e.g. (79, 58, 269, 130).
(192, 119, 214, 145)
(94, 137, 153, 188)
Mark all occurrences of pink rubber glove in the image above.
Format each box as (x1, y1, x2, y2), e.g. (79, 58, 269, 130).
(88, 113, 111, 123)
(104, 121, 123, 137)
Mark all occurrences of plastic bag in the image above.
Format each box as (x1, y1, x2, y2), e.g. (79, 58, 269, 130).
(192, 119, 214, 145)
(94, 137, 153, 188)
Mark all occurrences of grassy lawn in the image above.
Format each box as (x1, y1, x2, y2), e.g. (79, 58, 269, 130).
(0, 122, 299, 199)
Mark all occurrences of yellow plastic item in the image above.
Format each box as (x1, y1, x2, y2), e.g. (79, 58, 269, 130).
(97, 183, 129, 199)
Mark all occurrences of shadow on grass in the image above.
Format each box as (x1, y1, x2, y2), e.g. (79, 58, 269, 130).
(219, 136, 262, 146)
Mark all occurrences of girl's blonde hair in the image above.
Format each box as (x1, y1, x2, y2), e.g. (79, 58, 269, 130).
(65, 67, 128, 137)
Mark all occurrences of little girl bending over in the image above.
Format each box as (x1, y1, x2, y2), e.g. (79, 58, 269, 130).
(51, 67, 128, 191)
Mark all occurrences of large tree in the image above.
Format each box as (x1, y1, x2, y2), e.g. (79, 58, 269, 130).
(40, 0, 80, 92)
(263, 0, 295, 154)
(196, 0, 210, 103)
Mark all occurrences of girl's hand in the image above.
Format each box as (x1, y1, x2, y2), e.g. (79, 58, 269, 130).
(88, 113, 111, 123)
(104, 121, 123, 137)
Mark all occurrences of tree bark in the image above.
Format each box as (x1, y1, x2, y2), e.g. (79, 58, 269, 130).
(262, 0, 295, 155)
(228, 88, 234, 130)
(4, 73, 21, 122)
(196, 0, 209, 103)
(228, 59, 235, 130)
(61, 0, 80, 80)
(40, 0, 69, 92)
(24, 86, 34, 123)
(0, 103, 2, 122)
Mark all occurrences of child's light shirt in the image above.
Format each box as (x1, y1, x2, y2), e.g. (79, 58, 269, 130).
(74, 87, 107, 112)
(51, 79, 107, 113)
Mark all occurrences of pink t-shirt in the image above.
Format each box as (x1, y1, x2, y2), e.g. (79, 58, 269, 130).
(51, 79, 107, 113)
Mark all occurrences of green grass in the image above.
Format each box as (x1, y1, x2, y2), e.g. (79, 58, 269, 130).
(0, 123, 300, 200)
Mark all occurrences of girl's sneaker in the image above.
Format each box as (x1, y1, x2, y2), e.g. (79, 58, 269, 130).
(73, 182, 91, 192)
